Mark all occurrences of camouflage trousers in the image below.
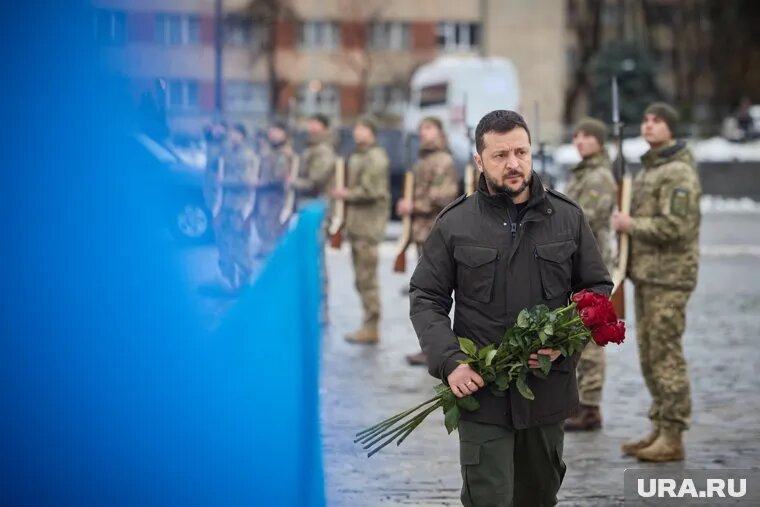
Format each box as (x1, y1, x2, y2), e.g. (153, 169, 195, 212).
(349, 237, 380, 328)
(254, 192, 286, 257)
(577, 340, 605, 406)
(634, 283, 693, 432)
(214, 211, 252, 288)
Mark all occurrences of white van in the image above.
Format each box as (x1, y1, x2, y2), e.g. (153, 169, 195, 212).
(404, 56, 520, 170)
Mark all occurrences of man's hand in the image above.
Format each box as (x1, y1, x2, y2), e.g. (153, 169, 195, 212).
(331, 187, 349, 200)
(611, 210, 634, 233)
(396, 199, 413, 216)
(447, 364, 485, 398)
(528, 348, 561, 369)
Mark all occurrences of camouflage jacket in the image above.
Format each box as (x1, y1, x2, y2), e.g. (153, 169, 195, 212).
(629, 141, 701, 290)
(565, 152, 617, 271)
(292, 136, 336, 202)
(345, 143, 390, 242)
(410, 148, 460, 244)
(219, 143, 259, 219)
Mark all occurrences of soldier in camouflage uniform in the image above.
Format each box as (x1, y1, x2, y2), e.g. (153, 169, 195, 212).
(254, 122, 292, 258)
(289, 114, 336, 209)
(287, 114, 336, 324)
(214, 124, 259, 290)
(612, 102, 701, 462)
(331, 117, 390, 344)
(396, 117, 459, 365)
(563, 118, 617, 431)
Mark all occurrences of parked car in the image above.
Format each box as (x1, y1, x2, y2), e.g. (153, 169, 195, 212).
(131, 134, 213, 244)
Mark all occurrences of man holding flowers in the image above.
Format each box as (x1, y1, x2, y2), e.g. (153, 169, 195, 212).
(410, 110, 613, 506)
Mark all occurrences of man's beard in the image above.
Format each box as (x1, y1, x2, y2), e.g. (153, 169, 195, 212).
(485, 169, 531, 197)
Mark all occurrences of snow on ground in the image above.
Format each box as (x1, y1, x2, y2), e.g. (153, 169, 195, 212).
(552, 137, 760, 166)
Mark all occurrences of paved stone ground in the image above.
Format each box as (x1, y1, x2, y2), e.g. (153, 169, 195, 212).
(186, 212, 760, 506)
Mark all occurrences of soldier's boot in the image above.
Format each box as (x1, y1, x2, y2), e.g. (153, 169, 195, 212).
(345, 326, 379, 345)
(634, 428, 685, 462)
(621, 424, 660, 456)
(405, 351, 427, 366)
(564, 404, 602, 431)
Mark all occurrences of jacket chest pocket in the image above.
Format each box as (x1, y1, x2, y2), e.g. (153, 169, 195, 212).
(534, 240, 576, 300)
(453, 245, 498, 304)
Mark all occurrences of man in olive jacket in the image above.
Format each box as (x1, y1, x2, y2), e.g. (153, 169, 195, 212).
(410, 110, 612, 507)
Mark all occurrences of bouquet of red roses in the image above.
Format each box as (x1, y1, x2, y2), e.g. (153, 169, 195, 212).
(355, 290, 624, 457)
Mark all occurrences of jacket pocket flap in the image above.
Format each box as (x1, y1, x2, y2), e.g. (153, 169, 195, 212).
(453, 245, 498, 268)
(535, 240, 576, 264)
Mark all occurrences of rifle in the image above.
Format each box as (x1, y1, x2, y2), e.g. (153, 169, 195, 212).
(328, 156, 346, 249)
(610, 76, 633, 319)
(463, 93, 477, 195)
(279, 155, 300, 224)
(393, 171, 415, 273)
(533, 101, 547, 184)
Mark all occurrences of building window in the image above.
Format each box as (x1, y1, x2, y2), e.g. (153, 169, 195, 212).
(367, 85, 406, 116)
(94, 9, 126, 45)
(368, 22, 409, 50)
(225, 81, 269, 113)
(297, 83, 340, 116)
(165, 80, 199, 110)
(436, 22, 480, 52)
(156, 14, 200, 46)
(299, 21, 339, 50)
(225, 16, 265, 48)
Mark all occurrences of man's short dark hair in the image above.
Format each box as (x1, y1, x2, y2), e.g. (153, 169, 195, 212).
(231, 123, 247, 138)
(475, 110, 531, 154)
(309, 114, 330, 129)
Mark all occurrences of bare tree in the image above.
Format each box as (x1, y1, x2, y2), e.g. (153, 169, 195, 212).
(332, 0, 389, 115)
(230, 0, 298, 116)
(563, 0, 604, 124)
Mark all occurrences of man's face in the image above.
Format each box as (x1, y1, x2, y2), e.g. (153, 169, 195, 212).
(307, 119, 326, 138)
(228, 129, 244, 146)
(353, 124, 374, 145)
(572, 131, 602, 159)
(268, 126, 287, 145)
(641, 113, 672, 146)
(474, 128, 532, 196)
(419, 121, 441, 147)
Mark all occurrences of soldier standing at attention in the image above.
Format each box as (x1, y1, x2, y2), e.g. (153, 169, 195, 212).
(331, 117, 390, 344)
(289, 113, 336, 208)
(396, 117, 459, 366)
(254, 122, 292, 258)
(563, 118, 617, 431)
(215, 123, 258, 291)
(612, 102, 701, 462)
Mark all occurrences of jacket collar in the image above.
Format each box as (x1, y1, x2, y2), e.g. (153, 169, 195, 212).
(476, 171, 553, 220)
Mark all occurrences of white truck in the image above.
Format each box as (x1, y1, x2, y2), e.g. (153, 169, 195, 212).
(404, 56, 521, 170)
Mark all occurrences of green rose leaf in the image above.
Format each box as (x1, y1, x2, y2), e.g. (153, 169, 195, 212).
(516, 310, 530, 328)
(485, 349, 498, 367)
(458, 337, 478, 357)
(515, 372, 535, 400)
(543, 324, 554, 336)
(444, 404, 461, 434)
(538, 330, 548, 345)
(539, 354, 552, 375)
(434, 383, 450, 395)
(495, 371, 510, 391)
(478, 344, 496, 360)
(456, 395, 480, 412)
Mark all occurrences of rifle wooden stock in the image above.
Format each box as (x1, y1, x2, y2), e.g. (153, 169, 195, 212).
(279, 155, 300, 224)
(611, 173, 632, 319)
(328, 157, 346, 249)
(464, 164, 476, 196)
(393, 172, 415, 273)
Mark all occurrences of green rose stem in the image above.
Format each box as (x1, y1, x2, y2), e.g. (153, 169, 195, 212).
(354, 395, 441, 442)
(365, 401, 444, 457)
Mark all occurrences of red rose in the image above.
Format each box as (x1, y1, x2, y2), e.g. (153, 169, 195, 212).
(591, 321, 626, 346)
(580, 306, 606, 328)
(595, 297, 618, 324)
(571, 290, 597, 310)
